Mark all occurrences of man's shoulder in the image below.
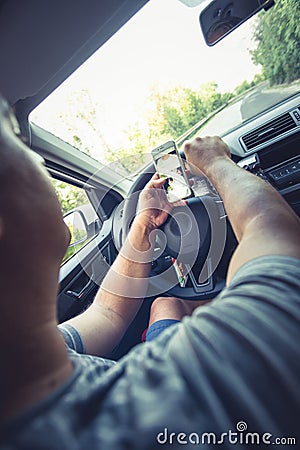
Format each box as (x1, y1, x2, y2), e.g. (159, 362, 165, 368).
(217, 254, 300, 310)
(0, 353, 118, 448)
(228, 254, 300, 286)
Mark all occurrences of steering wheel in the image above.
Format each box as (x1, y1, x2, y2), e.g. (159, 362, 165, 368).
(120, 160, 237, 301)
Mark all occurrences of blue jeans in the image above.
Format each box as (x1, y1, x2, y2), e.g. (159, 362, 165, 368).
(145, 319, 180, 342)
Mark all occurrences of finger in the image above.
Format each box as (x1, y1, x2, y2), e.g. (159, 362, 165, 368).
(144, 173, 160, 188)
(154, 177, 167, 188)
(183, 140, 192, 155)
(171, 199, 187, 208)
(148, 173, 161, 184)
(146, 176, 167, 190)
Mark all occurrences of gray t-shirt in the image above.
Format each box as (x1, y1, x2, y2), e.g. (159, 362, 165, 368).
(1, 256, 300, 449)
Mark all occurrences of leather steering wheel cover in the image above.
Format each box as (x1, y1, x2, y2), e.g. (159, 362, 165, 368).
(122, 163, 155, 240)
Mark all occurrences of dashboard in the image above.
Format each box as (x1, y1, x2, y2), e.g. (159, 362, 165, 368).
(222, 93, 300, 217)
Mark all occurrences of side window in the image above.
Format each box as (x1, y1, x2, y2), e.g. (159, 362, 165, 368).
(51, 179, 100, 264)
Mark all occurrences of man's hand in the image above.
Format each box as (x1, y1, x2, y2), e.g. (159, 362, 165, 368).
(135, 173, 173, 230)
(184, 136, 231, 174)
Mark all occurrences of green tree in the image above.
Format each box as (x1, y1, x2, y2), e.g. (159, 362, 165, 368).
(50, 77, 264, 178)
(234, 73, 266, 96)
(251, 0, 300, 85)
(104, 82, 235, 175)
(145, 82, 233, 142)
(103, 123, 152, 176)
(104, 81, 236, 174)
(52, 179, 88, 215)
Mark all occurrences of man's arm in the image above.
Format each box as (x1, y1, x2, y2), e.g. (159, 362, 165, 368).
(62, 174, 173, 357)
(184, 136, 300, 283)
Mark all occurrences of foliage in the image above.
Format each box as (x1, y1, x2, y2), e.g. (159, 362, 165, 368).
(251, 0, 300, 85)
(103, 123, 152, 176)
(63, 77, 266, 176)
(146, 82, 233, 142)
(52, 179, 88, 216)
(102, 82, 235, 175)
(57, 89, 111, 160)
(234, 73, 266, 96)
(51, 179, 93, 264)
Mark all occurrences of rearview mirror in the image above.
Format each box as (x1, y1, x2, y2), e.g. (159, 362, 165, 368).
(200, 0, 274, 46)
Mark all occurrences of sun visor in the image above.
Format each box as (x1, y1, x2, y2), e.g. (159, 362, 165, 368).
(0, 0, 149, 109)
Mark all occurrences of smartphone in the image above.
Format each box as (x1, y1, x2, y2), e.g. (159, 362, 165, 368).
(151, 140, 192, 203)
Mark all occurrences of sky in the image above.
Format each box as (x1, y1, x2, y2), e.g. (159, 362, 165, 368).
(31, 0, 260, 156)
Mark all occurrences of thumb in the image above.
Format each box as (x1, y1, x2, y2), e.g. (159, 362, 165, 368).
(147, 176, 167, 189)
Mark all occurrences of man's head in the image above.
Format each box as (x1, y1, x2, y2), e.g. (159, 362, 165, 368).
(0, 94, 70, 312)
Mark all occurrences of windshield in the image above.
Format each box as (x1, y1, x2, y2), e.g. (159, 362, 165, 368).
(30, 0, 300, 176)
(189, 80, 300, 140)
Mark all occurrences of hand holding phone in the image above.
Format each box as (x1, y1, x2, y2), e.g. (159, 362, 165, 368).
(151, 140, 192, 203)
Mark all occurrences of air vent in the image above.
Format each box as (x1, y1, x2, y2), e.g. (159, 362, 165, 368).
(241, 112, 297, 150)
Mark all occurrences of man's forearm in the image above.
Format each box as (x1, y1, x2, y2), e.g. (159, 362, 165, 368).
(63, 219, 155, 356)
(203, 157, 300, 242)
(96, 219, 155, 312)
(184, 136, 300, 282)
(201, 156, 300, 281)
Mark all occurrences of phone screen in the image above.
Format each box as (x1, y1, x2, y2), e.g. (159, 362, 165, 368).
(152, 141, 191, 202)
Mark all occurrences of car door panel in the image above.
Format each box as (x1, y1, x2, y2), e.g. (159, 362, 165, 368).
(57, 218, 117, 323)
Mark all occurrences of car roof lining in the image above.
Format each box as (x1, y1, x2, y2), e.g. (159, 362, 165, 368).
(0, 0, 149, 116)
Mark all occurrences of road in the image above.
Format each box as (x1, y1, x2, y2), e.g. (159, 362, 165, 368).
(240, 82, 299, 120)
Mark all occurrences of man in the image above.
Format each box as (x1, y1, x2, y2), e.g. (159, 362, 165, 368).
(0, 94, 299, 448)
